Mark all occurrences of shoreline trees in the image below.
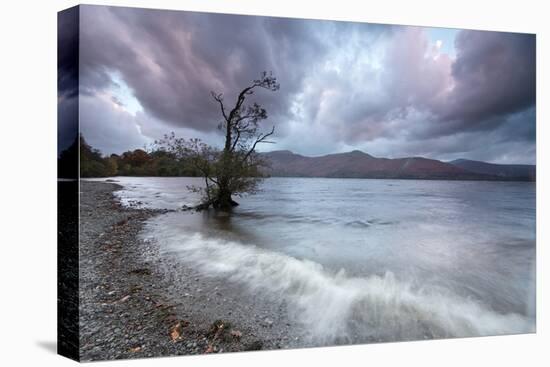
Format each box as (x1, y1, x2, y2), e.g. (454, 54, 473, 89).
(155, 72, 280, 211)
(76, 72, 280, 211)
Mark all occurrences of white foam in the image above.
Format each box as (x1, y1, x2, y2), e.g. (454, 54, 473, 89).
(142, 213, 534, 344)
(87, 177, 204, 209)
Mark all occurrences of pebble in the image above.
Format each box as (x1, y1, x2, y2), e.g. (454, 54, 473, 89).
(78, 181, 296, 361)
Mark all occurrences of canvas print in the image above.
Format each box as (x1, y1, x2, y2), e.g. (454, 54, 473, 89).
(57, 4, 536, 362)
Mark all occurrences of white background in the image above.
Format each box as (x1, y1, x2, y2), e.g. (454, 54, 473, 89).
(0, 0, 547, 366)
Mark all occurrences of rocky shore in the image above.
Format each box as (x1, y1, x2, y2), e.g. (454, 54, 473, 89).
(79, 181, 298, 361)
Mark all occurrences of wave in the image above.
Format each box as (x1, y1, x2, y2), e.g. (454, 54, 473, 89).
(236, 212, 397, 230)
(141, 213, 534, 345)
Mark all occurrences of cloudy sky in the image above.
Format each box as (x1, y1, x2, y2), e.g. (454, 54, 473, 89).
(59, 5, 536, 164)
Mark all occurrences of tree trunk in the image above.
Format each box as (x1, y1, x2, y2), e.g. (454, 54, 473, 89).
(214, 152, 239, 211)
(213, 188, 239, 211)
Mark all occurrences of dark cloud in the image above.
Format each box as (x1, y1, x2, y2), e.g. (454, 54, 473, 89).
(431, 30, 536, 135)
(371, 107, 536, 164)
(79, 6, 337, 133)
(58, 6, 79, 155)
(76, 5, 536, 164)
(57, 93, 78, 156)
(58, 6, 79, 99)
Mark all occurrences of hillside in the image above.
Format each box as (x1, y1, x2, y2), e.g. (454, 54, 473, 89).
(449, 159, 535, 181)
(262, 150, 534, 181)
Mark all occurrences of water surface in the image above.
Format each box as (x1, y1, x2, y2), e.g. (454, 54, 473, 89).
(100, 176, 536, 344)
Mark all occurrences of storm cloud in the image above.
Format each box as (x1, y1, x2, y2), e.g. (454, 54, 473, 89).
(72, 5, 536, 163)
(58, 6, 79, 154)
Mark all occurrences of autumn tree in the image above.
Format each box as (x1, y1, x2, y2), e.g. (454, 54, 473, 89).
(155, 72, 280, 211)
(79, 135, 113, 177)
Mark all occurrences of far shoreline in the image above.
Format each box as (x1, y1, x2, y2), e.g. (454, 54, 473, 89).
(80, 175, 536, 183)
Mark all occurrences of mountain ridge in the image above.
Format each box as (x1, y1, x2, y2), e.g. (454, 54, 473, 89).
(261, 150, 535, 181)
(449, 158, 535, 181)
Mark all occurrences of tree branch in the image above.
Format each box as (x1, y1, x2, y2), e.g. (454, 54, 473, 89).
(243, 125, 275, 162)
(207, 176, 220, 185)
(230, 129, 242, 152)
(211, 92, 229, 123)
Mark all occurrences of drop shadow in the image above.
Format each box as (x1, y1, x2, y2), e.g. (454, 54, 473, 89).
(36, 340, 57, 354)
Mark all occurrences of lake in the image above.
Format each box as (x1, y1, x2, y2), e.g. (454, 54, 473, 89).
(98, 176, 536, 344)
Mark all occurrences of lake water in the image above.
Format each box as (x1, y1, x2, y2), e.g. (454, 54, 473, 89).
(99, 176, 536, 344)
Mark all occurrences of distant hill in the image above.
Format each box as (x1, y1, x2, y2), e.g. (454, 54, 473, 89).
(261, 150, 535, 181)
(449, 159, 536, 181)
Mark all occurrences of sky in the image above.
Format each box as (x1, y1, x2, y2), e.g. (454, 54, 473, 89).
(58, 5, 536, 164)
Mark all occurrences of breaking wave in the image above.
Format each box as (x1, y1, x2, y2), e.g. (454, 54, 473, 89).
(141, 213, 534, 345)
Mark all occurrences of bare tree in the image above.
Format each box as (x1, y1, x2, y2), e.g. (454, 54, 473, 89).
(154, 72, 280, 211)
